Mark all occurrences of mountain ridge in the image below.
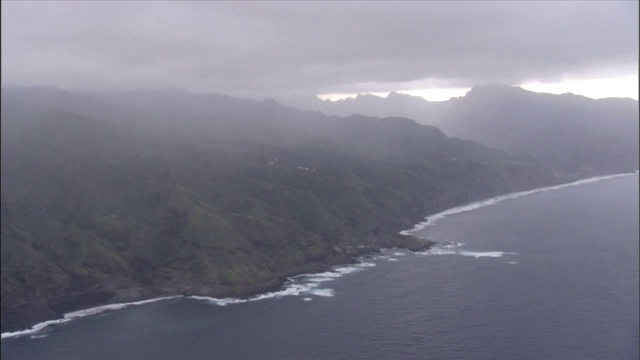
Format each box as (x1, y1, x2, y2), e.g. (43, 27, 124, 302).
(280, 84, 639, 180)
(0, 87, 561, 332)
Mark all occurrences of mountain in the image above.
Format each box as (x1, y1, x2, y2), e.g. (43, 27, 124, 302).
(1, 87, 553, 332)
(285, 85, 639, 180)
(444, 85, 639, 179)
(279, 91, 451, 125)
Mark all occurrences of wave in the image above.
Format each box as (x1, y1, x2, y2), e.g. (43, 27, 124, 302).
(4, 270, 348, 340)
(400, 171, 637, 235)
(3, 241, 516, 340)
(416, 242, 516, 259)
(64, 296, 184, 319)
(1, 319, 72, 340)
(7, 172, 634, 340)
(307, 288, 335, 297)
(1, 296, 183, 340)
(458, 251, 517, 258)
(189, 262, 374, 306)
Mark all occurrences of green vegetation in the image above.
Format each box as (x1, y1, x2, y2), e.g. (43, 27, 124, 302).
(295, 85, 639, 180)
(1, 88, 555, 332)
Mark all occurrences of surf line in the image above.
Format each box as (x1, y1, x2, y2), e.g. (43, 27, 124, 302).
(1, 260, 376, 340)
(1, 296, 183, 340)
(4, 171, 635, 340)
(400, 171, 637, 235)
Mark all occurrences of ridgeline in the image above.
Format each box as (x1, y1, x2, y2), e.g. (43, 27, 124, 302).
(0, 87, 585, 332)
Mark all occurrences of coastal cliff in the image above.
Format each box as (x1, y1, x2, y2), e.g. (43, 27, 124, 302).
(2, 88, 561, 332)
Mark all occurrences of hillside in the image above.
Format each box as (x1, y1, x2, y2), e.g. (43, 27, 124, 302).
(284, 85, 639, 180)
(2, 87, 554, 332)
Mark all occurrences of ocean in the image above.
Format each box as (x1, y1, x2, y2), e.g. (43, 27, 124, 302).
(2, 173, 638, 360)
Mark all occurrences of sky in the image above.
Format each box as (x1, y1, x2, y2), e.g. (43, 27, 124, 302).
(2, 1, 638, 101)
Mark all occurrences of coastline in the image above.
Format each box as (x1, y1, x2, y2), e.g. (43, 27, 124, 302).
(1, 234, 435, 340)
(3, 170, 638, 340)
(400, 171, 638, 235)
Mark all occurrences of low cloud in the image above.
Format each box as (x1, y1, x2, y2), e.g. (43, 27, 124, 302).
(2, 1, 637, 97)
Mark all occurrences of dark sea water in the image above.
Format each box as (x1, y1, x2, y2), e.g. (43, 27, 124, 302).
(2, 173, 638, 360)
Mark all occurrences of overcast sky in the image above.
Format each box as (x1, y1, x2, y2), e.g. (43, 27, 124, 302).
(2, 1, 638, 100)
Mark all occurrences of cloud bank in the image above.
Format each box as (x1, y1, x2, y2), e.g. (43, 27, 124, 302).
(2, 1, 638, 98)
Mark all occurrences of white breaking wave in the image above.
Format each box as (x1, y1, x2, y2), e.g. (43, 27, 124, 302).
(307, 277, 336, 283)
(189, 261, 375, 307)
(9, 172, 634, 341)
(307, 288, 335, 297)
(64, 296, 184, 319)
(355, 262, 376, 268)
(189, 295, 248, 306)
(1, 295, 183, 340)
(458, 251, 517, 258)
(1, 319, 71, 340)
(400, 172, 637, 235)
(415, 242, 462, 256)
(417, 242, 517, 259)
(2, 258, 381, 340)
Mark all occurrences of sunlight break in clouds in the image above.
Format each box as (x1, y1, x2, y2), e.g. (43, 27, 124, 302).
(520, 75, 639, 100)
(317, 88, 472, 102)
(2, 2, 637, 99)
(318, 76, 638, 102)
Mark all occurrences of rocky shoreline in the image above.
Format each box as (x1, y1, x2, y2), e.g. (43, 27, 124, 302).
(7, 170, 624, 335)
(10, 169, 630, 336)
(4, 167, 588, 336)
(1, 233, 435, 336)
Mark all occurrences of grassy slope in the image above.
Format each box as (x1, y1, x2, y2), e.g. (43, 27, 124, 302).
(1, 90, 554, 332)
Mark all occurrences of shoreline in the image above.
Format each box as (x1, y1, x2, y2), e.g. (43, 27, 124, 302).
(3, 170, 638, 340)
(400, 171, 638, 235)
(1, 239, 433, 341)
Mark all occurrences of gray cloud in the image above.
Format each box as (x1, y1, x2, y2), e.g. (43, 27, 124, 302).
(1, 1, 637, 97)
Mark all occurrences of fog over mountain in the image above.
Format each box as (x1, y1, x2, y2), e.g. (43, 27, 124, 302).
(2, 82, 638, 332)
(2, 87, 560, 332)
(282, 85, 639, 179)
(2, 2, 637, 97)
(1, 2, 638, 338)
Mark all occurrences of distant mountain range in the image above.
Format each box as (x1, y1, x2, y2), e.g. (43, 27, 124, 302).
(1, 84, 636, 333)
(281, 85, 639, 179)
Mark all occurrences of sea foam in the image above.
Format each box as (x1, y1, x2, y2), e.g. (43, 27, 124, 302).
(6, 172, 634, 340)
(400, 172, 637, 235)
(417, 242, 516, 259)
(1, 295, 183, 340)
(307, 288, 335, 297)
(188, 261, 376, 307)
(458, 251, 517, 258)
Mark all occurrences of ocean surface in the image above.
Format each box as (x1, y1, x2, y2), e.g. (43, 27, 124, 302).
(2, 173, 638, 360)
